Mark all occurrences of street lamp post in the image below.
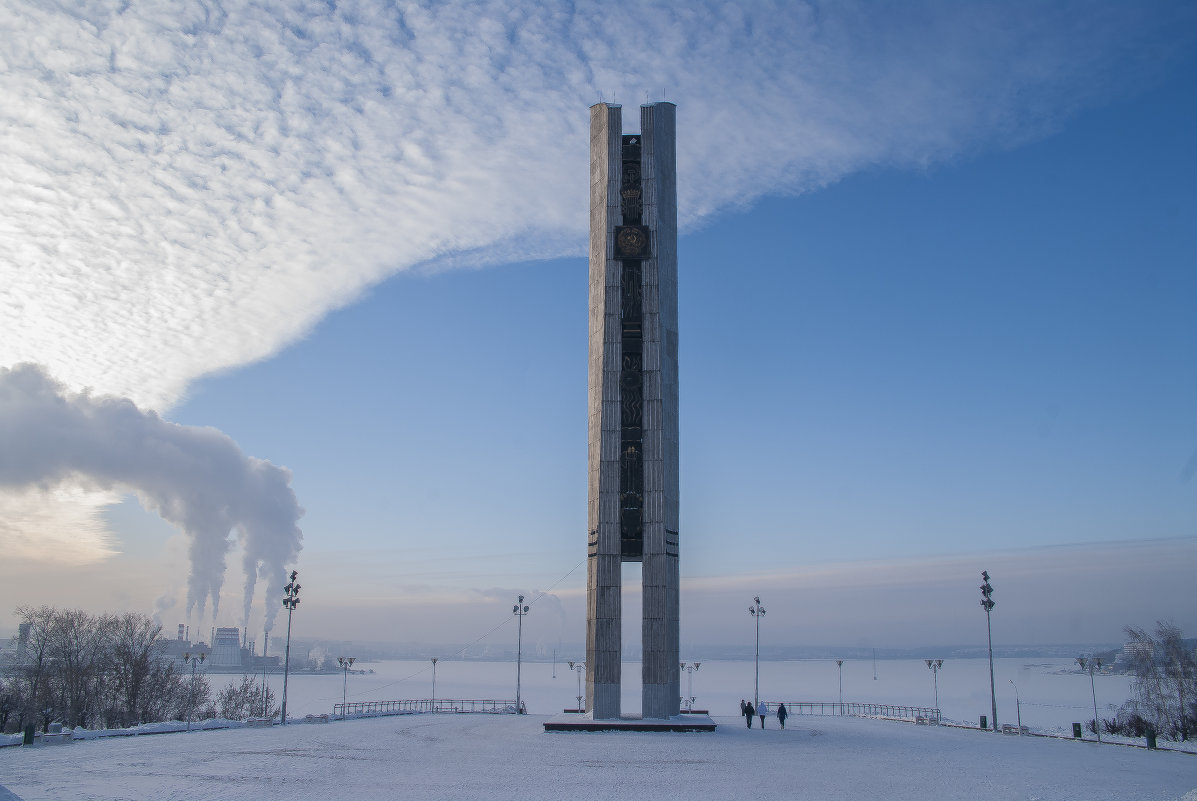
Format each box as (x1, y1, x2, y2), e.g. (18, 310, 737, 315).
(338, 656, 355, 714)
(926, 659, 943, 723)
(431, 657, 438, 705)
(1009, 679, 1022, 735)
(836, 659, 844, 713)
(569, 661, 586, 712)
(1077, 656, 1103, 743)
(680, 662, 701, 711)
(183, 651, 205, 731)
(513, 595, 529, 714)
(281, 570, 300, 726)
(748, 597, 766, 708)
(980, 570, 997, 731)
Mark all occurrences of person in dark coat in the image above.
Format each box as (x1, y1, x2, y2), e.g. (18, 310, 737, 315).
(740, 699, 746, 716)
(777, 702, 788, 729)
(743, 700, 755, 728)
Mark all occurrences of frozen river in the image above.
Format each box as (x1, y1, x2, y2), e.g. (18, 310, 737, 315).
(256, 656, 1131, 734)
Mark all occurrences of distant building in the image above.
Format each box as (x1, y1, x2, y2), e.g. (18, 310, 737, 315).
(17, 622, 30, 657)
(211, 627, 242, 667)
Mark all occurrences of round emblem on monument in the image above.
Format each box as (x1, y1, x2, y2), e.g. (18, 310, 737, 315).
(617, 227, 646, 254)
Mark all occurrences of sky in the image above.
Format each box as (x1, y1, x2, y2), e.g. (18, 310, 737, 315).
(1, 0, 1194, 653)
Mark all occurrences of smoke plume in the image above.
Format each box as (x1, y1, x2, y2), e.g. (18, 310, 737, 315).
(0, 363, 303, 633)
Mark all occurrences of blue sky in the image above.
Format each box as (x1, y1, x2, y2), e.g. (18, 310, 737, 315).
(1, 1, 1194, 651)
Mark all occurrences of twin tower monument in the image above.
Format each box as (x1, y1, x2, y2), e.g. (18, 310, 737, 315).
(584, 102, 682, 722)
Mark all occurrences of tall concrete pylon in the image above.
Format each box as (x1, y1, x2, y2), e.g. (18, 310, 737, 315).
(586, 102, 679, 720)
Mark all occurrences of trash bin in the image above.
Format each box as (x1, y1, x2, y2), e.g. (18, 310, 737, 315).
(980, 715, 987, 730)
(23, 725, 35, 745)
(1072, 722, 1083, 739)
(1145, 728, 1157, 750)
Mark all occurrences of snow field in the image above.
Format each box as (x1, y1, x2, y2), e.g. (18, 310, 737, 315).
(2, 710, 1194, 801)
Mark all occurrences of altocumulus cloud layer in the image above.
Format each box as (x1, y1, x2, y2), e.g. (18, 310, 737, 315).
(3, 1, 1193, 407)
(0, 1, 1193, 566)
(0, 364, 303, 633)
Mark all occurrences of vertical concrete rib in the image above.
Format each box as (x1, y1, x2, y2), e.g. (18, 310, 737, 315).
(586, 102, 623, 719)
(640, 102, 679, 719)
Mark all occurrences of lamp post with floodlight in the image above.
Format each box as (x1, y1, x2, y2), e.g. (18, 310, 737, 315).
(280, 570, 300, 725)
(513, 595, 529, 714)
(980, 571, 996, 731)
(431, 657, 438, 706)
(836, 659, 844, 713)
(338, 656, 355, 714)
(749, 597, 766, 707)
(183, 651, 205, 731)
(1077, 656, 1103, 743)
(569, 661, 586, 712)
(680, 662, 701, 711)
(926, 659, 943, 723)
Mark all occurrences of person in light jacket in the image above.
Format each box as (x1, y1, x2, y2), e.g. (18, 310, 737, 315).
(757, 700, 768, 728)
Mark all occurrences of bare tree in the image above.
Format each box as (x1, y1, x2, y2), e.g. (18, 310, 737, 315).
(0, 676, 17, 733)
(138, 658, 185, 724)
(1122, 621, 1197, 741)
(47, 608, 107, 727)
(103, 613, 165, 726)
(216, 674, 278, 720)
(12, 606, 57, 732)
(178, 666, 213, 724)
(8, 605, 228, 731)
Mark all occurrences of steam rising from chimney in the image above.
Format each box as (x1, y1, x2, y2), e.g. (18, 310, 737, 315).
(0, 363, 303, 633)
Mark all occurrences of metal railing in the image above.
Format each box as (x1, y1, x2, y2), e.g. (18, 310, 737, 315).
(332, 699, 521, 718)
(773, 701, 940, 724)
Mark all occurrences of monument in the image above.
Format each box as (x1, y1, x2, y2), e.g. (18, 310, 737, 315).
(545, 102, 710, 732)
(587, 101, 680, 720)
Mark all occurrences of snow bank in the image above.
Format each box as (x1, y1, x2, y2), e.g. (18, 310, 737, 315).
(68, 718, 246, 740)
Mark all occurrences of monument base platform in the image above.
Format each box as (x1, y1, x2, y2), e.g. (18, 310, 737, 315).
(543, 713, 716, 732)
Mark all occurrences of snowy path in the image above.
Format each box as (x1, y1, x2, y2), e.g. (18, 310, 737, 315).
(2, 714, 1194, 801)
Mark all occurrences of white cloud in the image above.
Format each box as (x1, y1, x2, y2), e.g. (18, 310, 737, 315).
(1, 0, 1192, 564)
(0, 364, 303, 634)
(4, 1, 1190, 406)
(0, 484, 118, 563)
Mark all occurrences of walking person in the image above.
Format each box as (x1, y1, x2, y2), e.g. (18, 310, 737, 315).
(740, 699, 746, 717)
(744, 700, 755, 728)
(758, 700, 768, 729)
(777, 702, 788, 729)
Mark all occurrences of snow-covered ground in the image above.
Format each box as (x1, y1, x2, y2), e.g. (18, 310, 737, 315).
(2, 711, 1194, 801)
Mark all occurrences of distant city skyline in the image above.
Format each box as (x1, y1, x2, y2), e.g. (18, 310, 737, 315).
(1, 2, 1194, 651)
